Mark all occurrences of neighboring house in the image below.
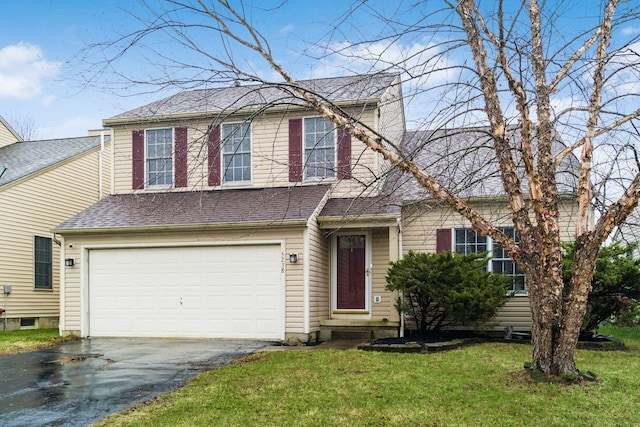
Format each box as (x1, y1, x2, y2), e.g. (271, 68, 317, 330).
(613, 209, 640, 259)
(54, 73, 578, 341)
(0, 132, 111, 330)
(0, 115, 22, 148)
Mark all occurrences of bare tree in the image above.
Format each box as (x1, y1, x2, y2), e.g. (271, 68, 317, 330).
(84, 0, 640, 376)
(5, 113, 40, 141)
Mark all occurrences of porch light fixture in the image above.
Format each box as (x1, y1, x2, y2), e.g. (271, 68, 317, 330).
(289, 253, 298, 263)
(65, 258, 75, 267)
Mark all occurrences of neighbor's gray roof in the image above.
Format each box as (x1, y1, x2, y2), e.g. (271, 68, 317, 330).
(55, 185, 331, 231)
(383, 128, 579, 202)
(0, 136, 107, 188)
(106, 73, 399, 122)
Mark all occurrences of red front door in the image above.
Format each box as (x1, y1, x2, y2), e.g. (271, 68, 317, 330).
(336, 235, 366, 310)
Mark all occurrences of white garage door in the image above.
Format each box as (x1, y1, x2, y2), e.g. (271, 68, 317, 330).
(88, 245, 283, 339)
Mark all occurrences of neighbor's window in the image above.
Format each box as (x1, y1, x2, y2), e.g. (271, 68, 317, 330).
(304, 117, 336, 179)
(146, 128, 173, 187)
(222, 122, 251, 183)
(34, 236, 52, 290)
(455, 227, 525, 294)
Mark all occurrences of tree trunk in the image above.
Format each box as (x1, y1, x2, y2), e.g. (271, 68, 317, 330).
(525, 236, 599, 376)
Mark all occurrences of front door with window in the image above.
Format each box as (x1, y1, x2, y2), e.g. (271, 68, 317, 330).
(335, 234, 367, 310)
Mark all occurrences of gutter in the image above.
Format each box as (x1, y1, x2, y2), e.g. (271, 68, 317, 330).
(52, 218, 310, 235)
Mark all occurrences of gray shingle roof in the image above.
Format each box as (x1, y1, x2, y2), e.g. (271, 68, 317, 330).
(383, 128, 579, 202)
(319, 196, 401, 219)
(55, 185, 331, 231)
(106, 73, 399, 121)
(0, 136, 107, 188)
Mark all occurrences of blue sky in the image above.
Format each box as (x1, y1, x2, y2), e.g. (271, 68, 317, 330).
(1, 1, 639, 140)
(0, 0, 365, 139)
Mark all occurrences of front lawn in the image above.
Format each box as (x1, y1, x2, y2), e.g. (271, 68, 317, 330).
(96, 326, 640, 426)
(0, 328, 77, 356)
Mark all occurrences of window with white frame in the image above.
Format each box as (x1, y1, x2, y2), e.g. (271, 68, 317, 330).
(454, 227, 525, 294)
(304, 117, 336, 179)
(146, 128, 173, 187)
(34, 236, 52, 290)
(222, 122, 251, 183)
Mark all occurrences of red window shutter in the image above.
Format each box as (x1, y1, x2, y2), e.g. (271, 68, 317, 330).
(289, 119, 303, 182)
(208, 125, 221, 186)
(132, 130, 145, 190)
(337, 127, 352, 179)
(436, 228, 452, 253)
(174, 127, 188, 187)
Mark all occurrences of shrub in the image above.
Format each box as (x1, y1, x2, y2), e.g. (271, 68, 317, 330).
(562, 242, 640, 334)
(385, 250, 511, 334)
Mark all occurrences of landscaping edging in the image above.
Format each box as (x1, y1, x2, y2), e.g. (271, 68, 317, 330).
(358, 335, 626, 354)
(359, 338, 468, 353)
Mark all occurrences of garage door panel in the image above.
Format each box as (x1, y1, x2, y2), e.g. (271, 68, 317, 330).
(88, 245, 283, 339)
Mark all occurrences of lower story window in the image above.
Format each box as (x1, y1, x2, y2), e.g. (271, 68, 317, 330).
(34, 236, 52, 290)
(455, 227, 525, 294)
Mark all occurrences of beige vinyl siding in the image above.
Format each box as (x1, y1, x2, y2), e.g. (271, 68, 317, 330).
(0, 118, 20, 148)
(110, 108, 381, 197)
(0, 147, 105, 323)
(401, 198, 578, 331)
(307, 216, 330, 332)
(377, 76, 405, 179)
(370, 228, 397, 321)
(60, 228, 306, 336)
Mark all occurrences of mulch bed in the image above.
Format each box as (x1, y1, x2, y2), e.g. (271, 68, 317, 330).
(361, 331, 625, 353)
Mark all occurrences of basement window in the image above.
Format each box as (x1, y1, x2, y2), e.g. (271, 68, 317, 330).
(20, 318, 37, 329)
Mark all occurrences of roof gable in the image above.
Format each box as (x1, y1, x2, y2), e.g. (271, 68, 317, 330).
(0, 115, 22, 148)
(105, 73, 400, 123)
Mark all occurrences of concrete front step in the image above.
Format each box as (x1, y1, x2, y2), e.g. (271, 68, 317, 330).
(319, 320, 400, 342)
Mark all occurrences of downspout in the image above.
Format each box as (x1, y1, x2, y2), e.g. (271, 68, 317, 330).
(397, 217, 404, 338)
(57, 235, 65, 336)
(98, 132, 105, 199)
(110, 130, 115, 194)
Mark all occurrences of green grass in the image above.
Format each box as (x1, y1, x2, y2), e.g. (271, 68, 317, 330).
(0, 328, 77, 355)
(95, 326, 640, 427)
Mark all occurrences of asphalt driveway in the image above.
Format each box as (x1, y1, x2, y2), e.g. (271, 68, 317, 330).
(0, 338, 270, 426)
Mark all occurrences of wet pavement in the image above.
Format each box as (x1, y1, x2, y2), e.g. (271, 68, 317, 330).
(0, 338, 270, 426)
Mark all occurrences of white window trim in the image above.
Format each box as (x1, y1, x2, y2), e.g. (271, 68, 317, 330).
(451, 227, 528, 296)
(303, 116, 337, 182)
(221, 121, 252, 186)
(144, 127, 174, 189)
(330, 230, 372, 315)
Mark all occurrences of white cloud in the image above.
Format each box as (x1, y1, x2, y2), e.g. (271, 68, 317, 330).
(0, 42, 61, 99)
(621, 26, 640, 35)
(278, 24, 294, 34)
(306, 39, 456, 84)
(41, 115, 101, 139)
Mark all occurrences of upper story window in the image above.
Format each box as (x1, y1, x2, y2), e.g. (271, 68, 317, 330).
(304, 117, 336, 179)
(222, 122, 251, 183)
(34, 236, 52, 290)
(146, 128, 173, 187)
(454, 227, 525, 294)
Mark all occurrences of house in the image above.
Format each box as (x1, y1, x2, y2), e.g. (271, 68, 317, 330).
(0, 115, 22, 148)
(54, 73, 578, 341)
(390, 129, 579, 331)
(0, 128, 111, 330)
(613, 209, 640, 259)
